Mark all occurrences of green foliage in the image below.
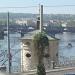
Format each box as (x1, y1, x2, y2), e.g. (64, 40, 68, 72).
(33, 31, 49, 75)
(0, 19, 16, 25)
(33, 31, 49, 50)
(0, 19, 7, 25)
(67, 20, 75, 27)
(37, 63, 46, 75)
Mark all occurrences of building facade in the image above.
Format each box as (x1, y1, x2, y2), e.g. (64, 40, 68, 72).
(21, 30, 59, 72)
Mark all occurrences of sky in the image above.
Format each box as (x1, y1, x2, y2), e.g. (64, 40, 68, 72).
(0, 0, 75, 14)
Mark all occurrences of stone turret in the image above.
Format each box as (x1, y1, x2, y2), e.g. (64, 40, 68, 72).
(21, 30, 59, 72)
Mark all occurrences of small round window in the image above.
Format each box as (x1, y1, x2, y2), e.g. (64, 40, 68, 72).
(26, 53, 31, 58)
(25, 42, 30, 46)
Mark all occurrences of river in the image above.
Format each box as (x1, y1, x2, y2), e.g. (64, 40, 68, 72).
(55, 32, 75, 66)
(0, 32, 75, 72)
(0, 33, 21, 72)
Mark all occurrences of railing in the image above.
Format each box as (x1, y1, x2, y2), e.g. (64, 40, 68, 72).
(0, 49, 21, 72)
(59, 56, 75, 67)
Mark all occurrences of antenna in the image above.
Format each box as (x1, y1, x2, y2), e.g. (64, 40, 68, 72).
(7, 12, 11, 73)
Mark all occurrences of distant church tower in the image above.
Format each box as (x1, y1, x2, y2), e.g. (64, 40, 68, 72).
(21, 5, 59, 72)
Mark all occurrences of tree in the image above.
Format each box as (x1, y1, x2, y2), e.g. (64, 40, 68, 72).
(33, 31, 49, 75)
(67, 20, 75, 27)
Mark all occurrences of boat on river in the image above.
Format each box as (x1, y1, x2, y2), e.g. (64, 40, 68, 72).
(67, 43, 72, 48)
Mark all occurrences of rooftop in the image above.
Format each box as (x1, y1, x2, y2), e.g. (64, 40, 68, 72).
(21, 30, 58, 40)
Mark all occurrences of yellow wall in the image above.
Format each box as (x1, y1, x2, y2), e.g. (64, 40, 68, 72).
(21, 39, 59, 72)
(49, 40, 59, 65)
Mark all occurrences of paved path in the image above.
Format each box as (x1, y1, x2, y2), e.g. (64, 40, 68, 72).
(5, 67, 75, 75)
(46, 67, 75, 75)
